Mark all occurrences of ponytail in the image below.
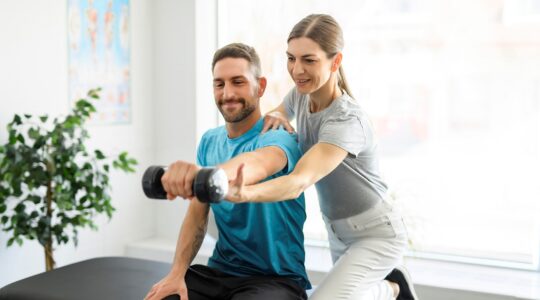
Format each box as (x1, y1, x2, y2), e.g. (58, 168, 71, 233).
(337, 66, 353, 98)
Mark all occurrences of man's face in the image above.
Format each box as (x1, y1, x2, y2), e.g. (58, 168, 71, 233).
(213, 58, 260, 123)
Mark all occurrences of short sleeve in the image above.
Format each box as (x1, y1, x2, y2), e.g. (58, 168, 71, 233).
(258, 129, 301, 174)
(318, 114, 367, 157)
(196, 133, 208, 166)
(283, 88, 297, 119)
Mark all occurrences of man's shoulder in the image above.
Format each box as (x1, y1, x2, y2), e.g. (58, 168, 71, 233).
(201, 125, 227, 142)
(257, 129, 298, 147)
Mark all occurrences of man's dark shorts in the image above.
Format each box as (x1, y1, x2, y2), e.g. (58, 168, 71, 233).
(179, 264, 307, 300)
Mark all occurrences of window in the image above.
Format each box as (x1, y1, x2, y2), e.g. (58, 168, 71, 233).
(217, 0, 540, 269)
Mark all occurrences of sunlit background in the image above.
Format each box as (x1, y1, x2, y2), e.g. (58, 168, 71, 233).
(219, 0, 540, 269)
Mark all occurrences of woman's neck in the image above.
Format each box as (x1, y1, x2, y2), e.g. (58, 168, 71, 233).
(309, 75, 343, 113)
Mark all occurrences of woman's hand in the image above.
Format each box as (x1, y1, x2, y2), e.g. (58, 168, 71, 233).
(262, 111, 295, 134)
(144, 272, 188, 300)
(226, 163, 249, 203)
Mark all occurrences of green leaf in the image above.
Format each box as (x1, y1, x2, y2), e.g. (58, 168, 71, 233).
(39, 115, 48, 123)
(0, 204, 6, 214)
(28, 127, 40, 140)
(119, 152, 127, 161)
(7, 237, 15, 247)
(14, 203, 26, 213)
(29, 195, 42, 204)
(9, 135, 17, 145)
(94, 150, 105, 160)
(17, 134, 25, 144)
(13, 115, 22, 125)
(1, 215, 8, 224)
(87, 88, 101, 99)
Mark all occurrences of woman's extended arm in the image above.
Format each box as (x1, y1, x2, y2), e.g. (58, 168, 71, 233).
(228, 142, 348, 202)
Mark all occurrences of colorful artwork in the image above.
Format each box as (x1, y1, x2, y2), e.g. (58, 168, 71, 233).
(68, 0, 130, 124)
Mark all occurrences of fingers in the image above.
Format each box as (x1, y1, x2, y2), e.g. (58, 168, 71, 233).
(179, 288, 189, 300)
(161, 161, 200, 200)
(261, 113, 295, 134)
(169, 162, 186, 197)
(144, 285, 178, 300)
(261, 116, 272, 134)
(144, 288, 155, 300)
(284, 122, 295, 133)
(144, 286, 158, 300)
(183, 164, 197, 197)
(226, 164, 246, 203)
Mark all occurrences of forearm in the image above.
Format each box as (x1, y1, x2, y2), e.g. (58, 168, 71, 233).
(238, 143, 348, 203)
(217, 146, 287, 185)
(242, 173, 309, 202)
(170, 203, 209, 276)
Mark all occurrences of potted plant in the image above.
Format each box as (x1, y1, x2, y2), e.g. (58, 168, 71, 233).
(0, 88, 137, 271)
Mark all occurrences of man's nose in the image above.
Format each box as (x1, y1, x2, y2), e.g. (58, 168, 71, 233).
(222, 83, 235, 100)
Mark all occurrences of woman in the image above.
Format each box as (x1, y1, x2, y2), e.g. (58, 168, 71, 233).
(227, 14, 418, 300)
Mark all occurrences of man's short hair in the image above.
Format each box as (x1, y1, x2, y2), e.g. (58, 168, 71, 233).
(212, 43, 262, 78)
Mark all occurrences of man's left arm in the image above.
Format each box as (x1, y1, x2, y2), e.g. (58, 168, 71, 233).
(161, 146, 288, 200)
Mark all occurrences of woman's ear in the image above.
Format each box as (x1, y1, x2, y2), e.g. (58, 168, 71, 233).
(331, 52, 343, 72)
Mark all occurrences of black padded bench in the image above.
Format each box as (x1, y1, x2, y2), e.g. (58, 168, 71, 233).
(0, 256, 179, 300)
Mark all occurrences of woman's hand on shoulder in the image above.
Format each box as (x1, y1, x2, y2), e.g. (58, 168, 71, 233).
(262, 111, 295, 134)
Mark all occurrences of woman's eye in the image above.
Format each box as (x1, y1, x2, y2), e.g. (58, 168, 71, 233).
(305, 59, 315, 64)
(287, 57, 295, 62)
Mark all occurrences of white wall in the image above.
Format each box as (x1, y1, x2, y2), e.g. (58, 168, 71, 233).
(0, 0, 156, 287)
(152, 0, 218, 240)
(0, 0, 219, 287)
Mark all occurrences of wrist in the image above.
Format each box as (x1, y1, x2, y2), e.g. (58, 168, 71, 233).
(170, 265, 188, 278)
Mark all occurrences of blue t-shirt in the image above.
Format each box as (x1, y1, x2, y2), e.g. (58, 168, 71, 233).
(196, 119, 311, 290)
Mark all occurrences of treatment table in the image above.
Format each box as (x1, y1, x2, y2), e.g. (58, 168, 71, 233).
(0, 256, 179, 300)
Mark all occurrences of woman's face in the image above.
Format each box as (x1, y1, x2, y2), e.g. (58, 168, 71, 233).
(286, 37, 335, 94)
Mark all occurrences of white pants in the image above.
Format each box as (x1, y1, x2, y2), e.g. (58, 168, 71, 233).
(309, 200, 408, 300)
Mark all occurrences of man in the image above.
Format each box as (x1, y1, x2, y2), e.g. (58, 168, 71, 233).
(144, 43, 310, 300)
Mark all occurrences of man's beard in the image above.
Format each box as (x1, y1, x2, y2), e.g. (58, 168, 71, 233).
(218, 98, 257, 123)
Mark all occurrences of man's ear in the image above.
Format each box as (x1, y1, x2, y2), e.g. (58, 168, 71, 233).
(331, 52, 343, 72)
(257, 77, 267, 97)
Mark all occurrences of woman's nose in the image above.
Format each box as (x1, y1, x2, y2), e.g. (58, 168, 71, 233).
(292, 62, 304, 76)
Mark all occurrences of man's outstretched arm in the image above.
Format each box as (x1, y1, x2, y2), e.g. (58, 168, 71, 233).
(160, 145, 288, 200)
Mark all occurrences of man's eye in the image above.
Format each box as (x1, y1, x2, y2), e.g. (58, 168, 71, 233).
(305, 59, 315, 64)
(287, 57, 295, 62)
(233, 81, 244, 85)
(214, 83, 224, 88)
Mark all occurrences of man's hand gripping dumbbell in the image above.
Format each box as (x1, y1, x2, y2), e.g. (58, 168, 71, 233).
(142, 161, 230, 203)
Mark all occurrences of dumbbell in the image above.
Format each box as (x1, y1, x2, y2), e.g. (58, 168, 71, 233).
(142, 166, 229, 203)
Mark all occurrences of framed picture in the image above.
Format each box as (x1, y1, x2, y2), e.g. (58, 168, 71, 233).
(68, 0, 130, 124)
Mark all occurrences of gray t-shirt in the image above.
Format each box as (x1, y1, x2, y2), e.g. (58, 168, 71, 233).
(283, 88, 388, 220)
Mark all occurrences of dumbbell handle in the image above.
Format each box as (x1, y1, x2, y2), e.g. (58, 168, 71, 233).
(142, 166, 228, 203)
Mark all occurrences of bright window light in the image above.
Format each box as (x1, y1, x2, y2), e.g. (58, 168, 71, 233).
(217, 0, 540, 268)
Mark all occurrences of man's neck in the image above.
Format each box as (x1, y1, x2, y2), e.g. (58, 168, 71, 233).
(226, 111, 262, 139)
